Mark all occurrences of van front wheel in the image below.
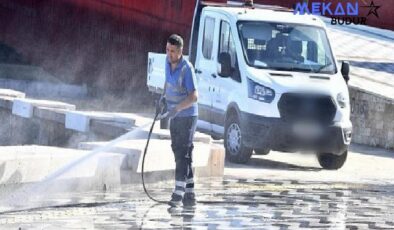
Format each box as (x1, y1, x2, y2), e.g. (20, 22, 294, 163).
(224, 114, 252, 164)
(317, 151, 347, 170)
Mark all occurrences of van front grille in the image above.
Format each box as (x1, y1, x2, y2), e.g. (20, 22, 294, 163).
(278, 93, 337, 124)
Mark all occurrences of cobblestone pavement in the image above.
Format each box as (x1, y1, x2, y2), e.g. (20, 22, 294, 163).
(1, 177, 394, 229)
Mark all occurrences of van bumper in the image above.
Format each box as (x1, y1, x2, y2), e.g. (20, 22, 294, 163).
(240, 112, 352, 155)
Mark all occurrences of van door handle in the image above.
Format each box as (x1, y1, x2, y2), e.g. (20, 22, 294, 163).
(211, 74, 217, 78)
(195, 69, 202, 74)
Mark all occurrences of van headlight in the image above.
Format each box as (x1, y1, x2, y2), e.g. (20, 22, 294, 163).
(247, 78, 275, 103)
(337, 92, 347, 108)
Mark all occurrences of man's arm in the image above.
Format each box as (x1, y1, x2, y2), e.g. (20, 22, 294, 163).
(175, 90, 198, 112)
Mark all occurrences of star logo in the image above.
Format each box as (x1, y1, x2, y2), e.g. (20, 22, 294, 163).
(361, 1, 381, 18)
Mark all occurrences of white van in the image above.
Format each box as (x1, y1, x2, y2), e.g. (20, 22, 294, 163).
(147, 1, 352, 169)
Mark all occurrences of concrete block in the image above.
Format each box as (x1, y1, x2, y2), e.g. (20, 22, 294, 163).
(0, 146, 88, 185)
(33, 107, 67, 124)
(90, 120, 130, 138)
(0, 89, 25, 98)
(77, 138, 218, 176)
(195, 144, 225, 177)
(95, 154, 123, 190)
(89, 112, 137, 124)
(3, 106, 73, 146)
(36, 119, 74, 146)
(65, 111, 135, 133)
(0, 96, 14, 110)
(79, 139, 180, 171)
(126, 149, 142, 172)
(0, 109, 12, 145)
(152, 128, 212, 144)
(65, 111, 90, 132)
(8, 116, 40, 145)
(0, 139, 223, 197)
(0, 146, 137, 194)
(137, 139, 211, 172)
(64, 132, 91, 148)
(78, 142, 132, 155)
(12, 98, 75, 118)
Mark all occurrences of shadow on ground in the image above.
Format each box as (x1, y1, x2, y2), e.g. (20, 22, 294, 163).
(225, 157, 321, 172)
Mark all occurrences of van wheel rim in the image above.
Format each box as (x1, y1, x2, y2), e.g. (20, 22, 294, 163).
(227, 123, 241, 155)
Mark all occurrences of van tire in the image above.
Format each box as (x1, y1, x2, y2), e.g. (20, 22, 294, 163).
(224, 114, 252, 164)
(254, 148, 270, 155)
(317, 151, 347, 170)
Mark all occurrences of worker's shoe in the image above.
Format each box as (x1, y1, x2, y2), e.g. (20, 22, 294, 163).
(168, 193, 183, 207)
(182, 193, 196, 207)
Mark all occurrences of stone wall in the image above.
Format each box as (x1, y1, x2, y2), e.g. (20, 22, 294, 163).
(349, 86, 394, 149)
(0, 90, 136, 147)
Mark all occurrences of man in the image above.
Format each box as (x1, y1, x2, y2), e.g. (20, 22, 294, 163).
(160, 34, 198, 207)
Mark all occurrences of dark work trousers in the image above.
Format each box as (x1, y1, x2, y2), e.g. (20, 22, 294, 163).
(170, 116, 197, 195)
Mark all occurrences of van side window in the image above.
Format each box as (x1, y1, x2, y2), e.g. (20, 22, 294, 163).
(218, 21, 241, 82)
(202, 17, 215, 60)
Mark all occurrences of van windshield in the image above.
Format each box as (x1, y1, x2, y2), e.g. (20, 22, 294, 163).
(238, 21, 336, 74)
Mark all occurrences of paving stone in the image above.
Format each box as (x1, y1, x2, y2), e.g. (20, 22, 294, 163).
(1, 179, 394, 229)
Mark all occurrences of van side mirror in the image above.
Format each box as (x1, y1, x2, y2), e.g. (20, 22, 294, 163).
(341, 61, 350, 84)
(218, 52, 232, 77)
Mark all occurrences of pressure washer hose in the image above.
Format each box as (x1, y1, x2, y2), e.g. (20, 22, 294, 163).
(141, 111, 168, 204)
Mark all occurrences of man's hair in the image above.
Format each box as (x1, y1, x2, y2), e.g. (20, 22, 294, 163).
(167, 34, 184, 49)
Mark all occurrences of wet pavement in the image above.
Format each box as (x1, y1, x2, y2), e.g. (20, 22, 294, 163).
(1, 177, 394, 229)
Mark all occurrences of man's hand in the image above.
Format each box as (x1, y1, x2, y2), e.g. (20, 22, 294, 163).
(156, 107, 178, 120)
(159, 96, 166, 108)
(156, 96, 167, 115)
(167, 108, 178, 119)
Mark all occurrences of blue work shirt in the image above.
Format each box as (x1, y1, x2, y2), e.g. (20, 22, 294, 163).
(165, 56, 198, 117)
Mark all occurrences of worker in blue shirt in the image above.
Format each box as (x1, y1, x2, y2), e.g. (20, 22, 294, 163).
(159, 34, 198, 207)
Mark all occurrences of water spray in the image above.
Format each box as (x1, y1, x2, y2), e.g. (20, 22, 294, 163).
(0, 109, 273, 215)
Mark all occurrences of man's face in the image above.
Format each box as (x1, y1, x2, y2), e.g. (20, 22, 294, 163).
(166, 43, 182, 64)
